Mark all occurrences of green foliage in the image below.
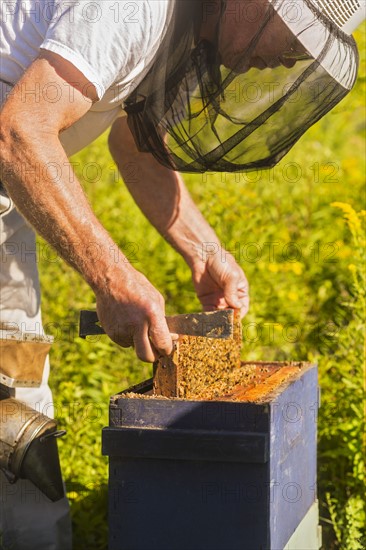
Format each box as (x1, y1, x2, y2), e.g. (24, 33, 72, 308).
(318, 204, 366, 550)
(38, 27, 365, 550)
(326, 493, 366, 550)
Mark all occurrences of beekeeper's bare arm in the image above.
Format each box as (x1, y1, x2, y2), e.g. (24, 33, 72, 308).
(109, 118, 249, 316)
(0, 52, 173, 362)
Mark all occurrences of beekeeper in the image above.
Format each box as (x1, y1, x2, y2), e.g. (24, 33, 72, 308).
(0, 0, 364, 548)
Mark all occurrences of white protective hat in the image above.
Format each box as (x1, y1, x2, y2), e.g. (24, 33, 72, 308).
(125, 0, 364, 172)
(310, 0, 366, 34)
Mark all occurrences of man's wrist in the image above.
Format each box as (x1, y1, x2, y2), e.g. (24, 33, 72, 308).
(86, 248, 136, 296)
(163, 223, 222, 270)
(187, 239, 227, 270)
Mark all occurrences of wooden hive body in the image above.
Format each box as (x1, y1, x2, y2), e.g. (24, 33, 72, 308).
(103, 362, 319, 550)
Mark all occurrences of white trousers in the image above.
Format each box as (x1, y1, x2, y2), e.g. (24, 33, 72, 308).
(0, 194, 72, 550)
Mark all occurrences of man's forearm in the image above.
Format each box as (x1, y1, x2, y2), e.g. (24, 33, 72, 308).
(0, 127, 133, 292)
(109, 119, 221, 268)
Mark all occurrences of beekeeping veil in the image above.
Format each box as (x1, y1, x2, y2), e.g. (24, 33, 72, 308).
(124, 0, 364, 172)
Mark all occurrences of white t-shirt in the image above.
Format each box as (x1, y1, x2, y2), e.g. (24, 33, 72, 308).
(0, 0, 173, 155)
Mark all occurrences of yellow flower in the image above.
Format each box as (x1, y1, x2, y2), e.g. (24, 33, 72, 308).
(348, 264, 357, 272)
(331, 202, 362, 234)
(337, 246, 352, 259)
(291, 262, 303, 275)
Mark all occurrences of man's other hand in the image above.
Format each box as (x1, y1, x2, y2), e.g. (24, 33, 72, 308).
(192, 249, 249, 318)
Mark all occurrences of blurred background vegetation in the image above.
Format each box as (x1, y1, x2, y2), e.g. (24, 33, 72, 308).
(39, 28, 365, 550)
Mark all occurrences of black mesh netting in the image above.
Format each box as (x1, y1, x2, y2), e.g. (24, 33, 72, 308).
(125, 0, 358, 173)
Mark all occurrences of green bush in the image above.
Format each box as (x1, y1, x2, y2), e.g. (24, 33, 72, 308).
(318, 203, 365, 550)
(38, 27, 365, 550)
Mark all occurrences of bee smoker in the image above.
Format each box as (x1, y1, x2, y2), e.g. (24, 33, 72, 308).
(0, 328, 65, 501)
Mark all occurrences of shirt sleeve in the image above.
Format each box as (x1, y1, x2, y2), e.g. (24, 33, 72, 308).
(40, 0, 152, 99)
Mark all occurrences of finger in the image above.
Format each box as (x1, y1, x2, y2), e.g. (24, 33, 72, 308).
(233, 280, 250, 319)
(148, 317, 174, 357)
(202, 304, 217, 312)
(238, 293, 250, 318)
(133, 327, 157, 363)
(109, 323, 134, 348)
(235, 281, 250, 318)
(223, 278, 245, 310)
(199, 290, 227, 310)
(223, 273, 249, 312)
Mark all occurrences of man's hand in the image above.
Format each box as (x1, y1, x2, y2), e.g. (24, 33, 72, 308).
(95, 268, 173, 363)
(191, 250, 249, 318)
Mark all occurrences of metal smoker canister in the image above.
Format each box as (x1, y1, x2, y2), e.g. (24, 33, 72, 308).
(0, 397, 65, 501)
(0, 329, 65, 502)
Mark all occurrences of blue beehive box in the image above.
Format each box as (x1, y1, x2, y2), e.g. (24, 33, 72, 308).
(103, 361, 320, 550)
